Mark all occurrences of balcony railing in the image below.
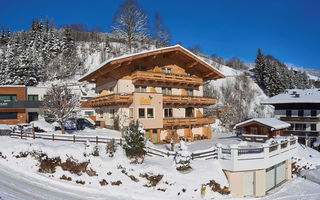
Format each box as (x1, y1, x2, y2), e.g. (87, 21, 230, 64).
(88, 94, 133, 107)
(131, 71, 203, 86)
(163, 95, 216, 106)
(163, 117, 215, 127)
(280, 116, 320, 122)
(0, 100, 41, 108)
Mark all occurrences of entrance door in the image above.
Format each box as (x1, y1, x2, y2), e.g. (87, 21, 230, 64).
(28, 112, 38, 122)
(243, 171, 254, 196)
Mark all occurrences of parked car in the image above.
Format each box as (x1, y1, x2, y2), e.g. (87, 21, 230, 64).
(54, 118, 95, 131)
(13, 123, 33, 134)
(69, 118, 96, 130)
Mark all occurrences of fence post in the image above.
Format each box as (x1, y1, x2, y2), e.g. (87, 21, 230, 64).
(191, 153, 194, 160)
(167, 152, 169, 157)
(20, 131, 23, 139)
(52, 134, 54, 141)
(216, 143, 222, 159)
(31, 123, 35, 139)
(96, 136, 98, 145)
(73, 135, 75, 143)
(120, 138, 122, 145)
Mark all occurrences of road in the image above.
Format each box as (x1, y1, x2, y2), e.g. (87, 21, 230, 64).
(0, 165, 125, 200)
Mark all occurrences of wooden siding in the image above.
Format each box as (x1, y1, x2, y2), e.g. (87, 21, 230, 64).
(163, 117, 215, 128)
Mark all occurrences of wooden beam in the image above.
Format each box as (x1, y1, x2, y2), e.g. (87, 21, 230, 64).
(185, 61, 198, 69)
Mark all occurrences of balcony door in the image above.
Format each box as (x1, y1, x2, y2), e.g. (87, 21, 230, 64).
(185, 107, 194, 118)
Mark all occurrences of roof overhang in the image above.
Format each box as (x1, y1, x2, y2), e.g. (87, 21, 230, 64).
(79, 45, 225, 83)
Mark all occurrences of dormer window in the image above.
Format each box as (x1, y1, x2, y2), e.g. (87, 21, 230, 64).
(161, 67, 171, 74)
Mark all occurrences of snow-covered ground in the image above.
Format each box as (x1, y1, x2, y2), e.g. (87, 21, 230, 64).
(1, 130, 320, 200)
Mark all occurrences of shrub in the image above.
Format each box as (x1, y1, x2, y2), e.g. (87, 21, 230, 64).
(106, 138, 116, 157)
(123, 120, 146, 163)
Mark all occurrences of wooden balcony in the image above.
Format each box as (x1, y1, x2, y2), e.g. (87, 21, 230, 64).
(163, 95, 216, 106)
(88, 94, 133, 107)
(131, 71, 203, 86)
(163, 117, 216, 128)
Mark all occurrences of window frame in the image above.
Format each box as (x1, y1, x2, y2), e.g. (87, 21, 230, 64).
(0, 112, 18, 119)
(311, 110, 317, 117)
(147, 108, 154, 118)
(138, 108, 145, 118)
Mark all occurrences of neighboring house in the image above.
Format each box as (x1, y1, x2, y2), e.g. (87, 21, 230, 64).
(234, 118, 290, 141)
(79, 45, 225, 143)
(261, 89, 320, 145)
(0, 85, 97, 125)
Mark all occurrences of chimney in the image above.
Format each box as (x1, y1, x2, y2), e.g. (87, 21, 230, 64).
(295, 94, 300, 98)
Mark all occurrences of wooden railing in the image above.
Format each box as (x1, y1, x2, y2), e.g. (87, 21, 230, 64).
(146, 146, 218, 160)
(88, 93, 133, 107)
(242, 134, 269, 143)
(11, 132, 123, 145)
(131, 71, 203, 86)
(163, 117, 216, 127)
(163, 95, 216, 106)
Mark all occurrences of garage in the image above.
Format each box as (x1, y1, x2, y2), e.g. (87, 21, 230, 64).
(266, 161, 286, 191)
(243, 171, 254, 196)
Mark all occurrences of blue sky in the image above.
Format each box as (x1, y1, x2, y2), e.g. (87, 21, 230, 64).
(1, 0, 320, 70)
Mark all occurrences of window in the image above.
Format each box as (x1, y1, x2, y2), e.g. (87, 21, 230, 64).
(286, 110, 291, 117)
(186, 89, 193, 96)
(84, 111, 94, 116)
(162, 87, 172, 95)
(135, 86, 146, 93)
(134, 65, 146, 71)
(185, 107, 194, 118)
(185, 72, 192, 76)
(298, 110, 304, 117)
(251, 128, 257, 135)
(162, 87, 166, 95)
(147, 108, 154, 118)
(164, 108, 173, 118)
(161, 67, 171, 74)
(0, 112, 17, 119)
(110, 109, 115, 119)
(109, 87, 114, 93)
(28, 95, 39, 101)
(0, 95, 17, 101)
(139, 108, 145, 118)
(311, 124, 317, 131)
(287, 124, 294, 130)
(141, 86, 146, 93)
(311, 110, 317, 117)
(295, 124, 306, 131)
(129, 108, 133, 119)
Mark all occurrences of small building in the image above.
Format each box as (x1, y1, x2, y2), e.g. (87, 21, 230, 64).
(234, 118, 290, 142)
(261, 89, 320, 144)
(0, 85, 97, 125)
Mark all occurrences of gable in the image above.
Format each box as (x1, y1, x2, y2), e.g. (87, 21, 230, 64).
(79, 45, 225, 83)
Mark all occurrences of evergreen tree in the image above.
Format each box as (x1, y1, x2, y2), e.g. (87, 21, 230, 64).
(254, 48, 266, 87)
(123, 120, 146, 163)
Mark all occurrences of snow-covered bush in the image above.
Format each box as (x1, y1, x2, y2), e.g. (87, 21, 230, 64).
(106, 138, 116, 157)
(83, 140, 99, 157)
(123, 120, 146, 164)
(175, 140, 192, 171)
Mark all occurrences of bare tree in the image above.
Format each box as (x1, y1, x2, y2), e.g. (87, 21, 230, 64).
(154, 11, 169, 48)
(111, 0, 149, 51)
(41, 84, 80, 134)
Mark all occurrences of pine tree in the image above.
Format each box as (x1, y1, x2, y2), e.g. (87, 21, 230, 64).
(254, 48, 266, 87)
(123, 120, 146, 163)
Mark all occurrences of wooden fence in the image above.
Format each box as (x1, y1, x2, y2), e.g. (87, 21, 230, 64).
(10, 132, 123, 145)
(146, 146, 218, 160)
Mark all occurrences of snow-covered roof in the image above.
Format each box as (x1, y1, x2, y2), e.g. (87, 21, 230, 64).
(79, 44, 225, 82)
(0, 85, 25, 88)
(234, 118, 290, 131)
(261, 89, 320, 104)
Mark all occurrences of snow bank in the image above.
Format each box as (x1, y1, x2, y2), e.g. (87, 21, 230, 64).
(0, 124, 11, 130)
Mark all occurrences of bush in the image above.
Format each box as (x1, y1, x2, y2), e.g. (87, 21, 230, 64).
(123, 120, 146, 163)
(106, 138, 116, 157)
